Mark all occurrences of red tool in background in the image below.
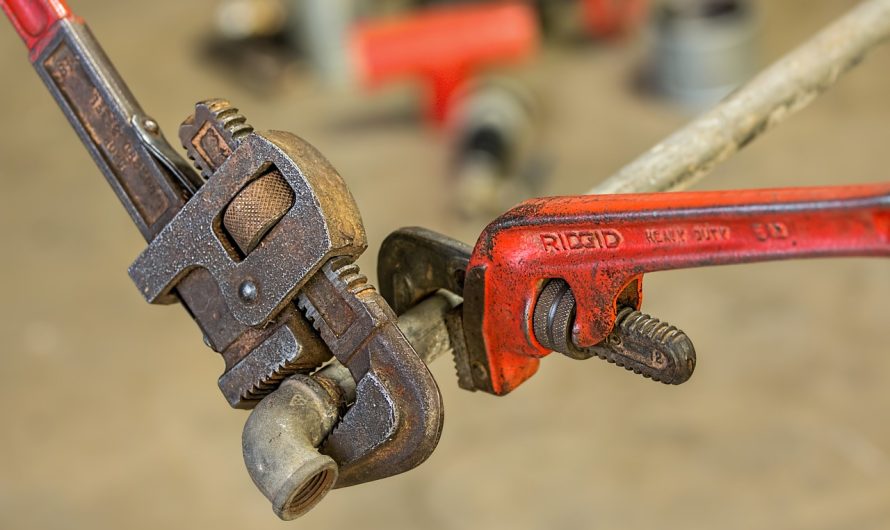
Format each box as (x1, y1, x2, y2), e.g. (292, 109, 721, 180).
(350, 2, 539, 124)
(582, 0, 648, 37)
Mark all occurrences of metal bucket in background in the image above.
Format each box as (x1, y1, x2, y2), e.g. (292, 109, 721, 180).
(648, 0, 759, 107)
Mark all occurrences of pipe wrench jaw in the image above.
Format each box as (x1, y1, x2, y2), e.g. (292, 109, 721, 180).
(129, 100, 442, 487)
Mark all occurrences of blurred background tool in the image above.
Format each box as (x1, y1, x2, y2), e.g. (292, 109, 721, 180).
(209, 0, 546, 217)
(536, 0, 648, 41)
(593, 0, 890, 194)
(349, 3, 543, 216)
(350, 2, 539, 124)
(447, 78, 544, 218)
(645, 0, 759, 107)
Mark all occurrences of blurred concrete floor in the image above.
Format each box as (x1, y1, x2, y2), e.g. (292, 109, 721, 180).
(0, 1, 888, 528)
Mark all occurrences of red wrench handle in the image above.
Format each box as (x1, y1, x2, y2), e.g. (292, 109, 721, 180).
(464, 183, 890, 394)
(1, 0, 72, 55)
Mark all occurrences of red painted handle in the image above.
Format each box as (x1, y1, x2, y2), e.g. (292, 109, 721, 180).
(350, 3, 538, 123)
(1, 0, 71, 52)
(466, 183, 890, 394)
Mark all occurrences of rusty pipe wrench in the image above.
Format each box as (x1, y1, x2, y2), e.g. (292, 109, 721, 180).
(381, 184, 890, 394)
(2, 0, 442, 487)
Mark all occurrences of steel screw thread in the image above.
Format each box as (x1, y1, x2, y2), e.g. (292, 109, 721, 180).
(533, 279, 696, 384)
(588, 306, 696, 385)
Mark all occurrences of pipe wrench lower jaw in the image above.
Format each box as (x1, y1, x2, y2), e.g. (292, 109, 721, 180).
(322, 324, 443, 488)
(298, 259, 444, 487)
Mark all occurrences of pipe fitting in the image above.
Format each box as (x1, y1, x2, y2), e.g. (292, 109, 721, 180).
(242, 295, 454, 519)
(242, 363, 355, 520)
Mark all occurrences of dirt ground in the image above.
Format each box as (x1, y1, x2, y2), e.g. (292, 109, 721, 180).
(0, 1, 888, 529)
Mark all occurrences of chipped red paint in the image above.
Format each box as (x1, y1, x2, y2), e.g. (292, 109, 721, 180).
(465, 183, 890, 395)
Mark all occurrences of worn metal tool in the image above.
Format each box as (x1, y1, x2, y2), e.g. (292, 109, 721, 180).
(381, 184, 890, 395)
(1, 0, 442, 513)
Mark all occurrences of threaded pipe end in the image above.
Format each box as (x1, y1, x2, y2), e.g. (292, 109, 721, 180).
(277, 465, 338, 520)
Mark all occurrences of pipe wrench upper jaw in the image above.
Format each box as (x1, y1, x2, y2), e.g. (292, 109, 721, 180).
(128, 130, 366, 327)
(128, 127, 365, 408)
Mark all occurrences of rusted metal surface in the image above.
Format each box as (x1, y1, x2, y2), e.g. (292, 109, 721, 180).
(217, 308, 330, 405)
(376, 227, 484, 391)
(131, 105, 363, 406)
(31, 17, 190, 239)
(129, 127, 365, 324)
(3, 8, 327, 408)
(179, 98, 254, 178)
(171, 100, 443, 487)
(590, 0, 890, 194)
(378, 227, 471, 314)
(298, 259, 444, 488)
(241, 293, 459, 520)
(4, 0, 444, 504)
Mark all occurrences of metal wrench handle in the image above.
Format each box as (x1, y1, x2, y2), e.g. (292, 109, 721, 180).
(1, 0, 198, 239)
(463, 183, 890, 394)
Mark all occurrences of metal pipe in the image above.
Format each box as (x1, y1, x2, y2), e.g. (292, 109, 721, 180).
(242, 363, 354, 520)
(397, 290, 463, 365)
(589, 0, 890, 195)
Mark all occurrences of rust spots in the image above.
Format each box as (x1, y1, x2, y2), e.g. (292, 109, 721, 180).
(43, 42, 172, 230)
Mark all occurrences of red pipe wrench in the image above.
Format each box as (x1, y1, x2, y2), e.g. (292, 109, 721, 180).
(465, 183, 890, 394)
(382, 184, 890, 395)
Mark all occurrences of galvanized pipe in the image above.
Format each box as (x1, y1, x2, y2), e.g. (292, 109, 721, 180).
(397, 290, 462, 364)
(589, 0, 890, 195)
